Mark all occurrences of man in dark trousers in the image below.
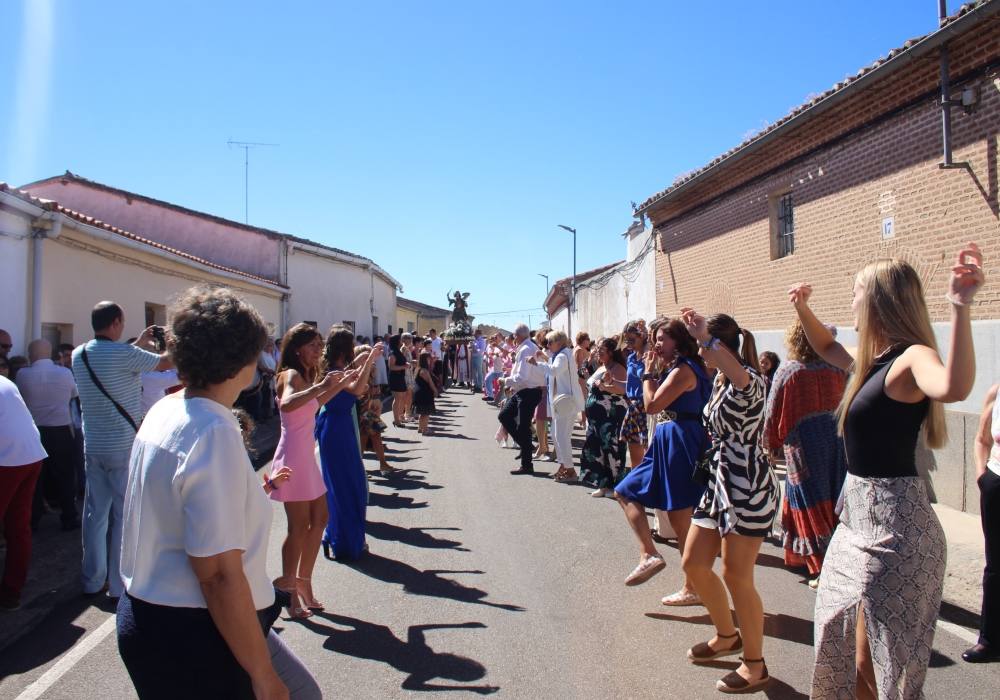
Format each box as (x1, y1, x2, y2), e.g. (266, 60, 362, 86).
(498, 323, 546, 475)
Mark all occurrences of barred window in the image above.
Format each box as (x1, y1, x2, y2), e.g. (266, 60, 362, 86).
(773, 192, 794, 258)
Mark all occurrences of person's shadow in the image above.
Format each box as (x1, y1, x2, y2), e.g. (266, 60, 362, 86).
(367, 521, 470, 551)
(350, 553, 524, 611)
(301, 613, 499, 694)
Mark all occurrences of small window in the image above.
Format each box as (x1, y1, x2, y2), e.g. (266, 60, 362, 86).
(303, 320, 318, 328)
(342, 320, 355, 334)
(145, 302, 167, 327)
(407, 321, 415, 333)
(772, 192, 795, 259)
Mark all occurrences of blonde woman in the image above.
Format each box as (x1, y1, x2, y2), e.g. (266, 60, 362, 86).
(545, 330, 585, 482)
(792, 243, 983, 699)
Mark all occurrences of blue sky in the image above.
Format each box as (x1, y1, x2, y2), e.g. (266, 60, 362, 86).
(1, 1, 950, 327)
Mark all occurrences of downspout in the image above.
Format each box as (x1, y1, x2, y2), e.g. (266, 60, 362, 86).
(938, 0, 955, 167)
(30, 214, 62, 341)
(279, 238, 290, 333)
(369, 268, 376, 337)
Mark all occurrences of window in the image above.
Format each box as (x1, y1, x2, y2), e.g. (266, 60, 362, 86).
(41, 322, 73, 350)
(372, 316, 379, 338)
(407, 321, 415, 333)
(778, 194, 795, 256)
(145, 302, 166, 327)
(771, 192, 795, 259)
(342, 320, 355, 334)
(303, 321, 318, 329)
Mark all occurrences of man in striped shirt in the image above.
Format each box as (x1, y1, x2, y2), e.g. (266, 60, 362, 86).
(72, 301, 171, 599)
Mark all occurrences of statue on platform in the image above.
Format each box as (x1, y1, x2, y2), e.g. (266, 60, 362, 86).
(447, 290, 471, 324)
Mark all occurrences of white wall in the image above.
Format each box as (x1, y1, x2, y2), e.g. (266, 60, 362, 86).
(0, 209, 32, 354)
(286, 248, 396, 337)
(547, 224, 657, 341)
(39, 229, 283, 346)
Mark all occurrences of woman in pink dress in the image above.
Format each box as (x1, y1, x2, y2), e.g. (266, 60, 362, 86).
(269, 323, 354, 618)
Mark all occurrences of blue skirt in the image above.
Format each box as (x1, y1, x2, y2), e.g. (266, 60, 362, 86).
(615, 418, 706, 511)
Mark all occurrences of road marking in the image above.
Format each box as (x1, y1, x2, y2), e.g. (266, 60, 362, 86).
(15, 614, 117, 700)
(937, 618, 978, 645)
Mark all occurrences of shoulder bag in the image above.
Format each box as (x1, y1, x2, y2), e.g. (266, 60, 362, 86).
(80, 347, 139, 432)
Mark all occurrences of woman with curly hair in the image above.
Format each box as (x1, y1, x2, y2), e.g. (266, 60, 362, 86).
(615, 317, 711, 600)
(317, 326, 384, 561)
(270, 323, 354, 618)
(117, 286, 319, 699)
(763, 320, 847, 585)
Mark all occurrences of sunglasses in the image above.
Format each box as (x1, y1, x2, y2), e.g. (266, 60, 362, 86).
(0, 343, 11, 351)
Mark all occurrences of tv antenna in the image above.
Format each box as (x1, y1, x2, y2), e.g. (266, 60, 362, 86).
(227, 139, 278, 224)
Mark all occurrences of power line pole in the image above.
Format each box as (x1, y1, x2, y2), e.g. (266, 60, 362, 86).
(227, 139, 278, 224)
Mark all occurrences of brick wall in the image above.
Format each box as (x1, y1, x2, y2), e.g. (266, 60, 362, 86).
(652, 62, 999, 330)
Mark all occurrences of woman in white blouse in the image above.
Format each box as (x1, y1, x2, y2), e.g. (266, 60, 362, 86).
(117, 287, 318, 700)
(545, 330, 585, 482)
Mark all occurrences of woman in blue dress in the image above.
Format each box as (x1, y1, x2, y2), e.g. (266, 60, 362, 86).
(316, 327, 384, 561)
(615, 317, 711, 604)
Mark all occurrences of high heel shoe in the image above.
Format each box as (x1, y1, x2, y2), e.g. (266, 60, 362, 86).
(277, 585, 313, 620)
(297, 577, 324, 611)
(321, 540, 333, 560)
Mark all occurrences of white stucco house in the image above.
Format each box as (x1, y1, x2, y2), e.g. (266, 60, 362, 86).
(20, 172, 401, 339)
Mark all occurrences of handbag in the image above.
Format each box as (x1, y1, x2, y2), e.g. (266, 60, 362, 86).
(80, 347, 140, 432)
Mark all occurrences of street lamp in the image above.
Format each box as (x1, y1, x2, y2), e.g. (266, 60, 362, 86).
(557, 225, 577, 339)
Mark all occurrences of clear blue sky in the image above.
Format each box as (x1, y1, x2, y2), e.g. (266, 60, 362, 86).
(1, 1, 952, 327)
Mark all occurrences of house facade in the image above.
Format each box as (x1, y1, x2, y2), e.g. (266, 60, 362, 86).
(21, 172, 400, 338)
(396, 297, 451, 336)
(0, 184, 285, 355)
(637, 1, 1000, 513)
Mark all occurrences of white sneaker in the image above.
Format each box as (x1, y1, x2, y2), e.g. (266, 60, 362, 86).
(591, 488, 608, 498)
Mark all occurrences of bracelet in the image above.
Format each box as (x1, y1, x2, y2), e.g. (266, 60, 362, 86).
(944, 292, 971, 307)
(641, 373, 658, 382)
(264, 475, 278, 491)
(700, 337, 721, 351)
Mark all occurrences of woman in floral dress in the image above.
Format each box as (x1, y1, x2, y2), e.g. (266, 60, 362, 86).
(579, 336, 629, 498)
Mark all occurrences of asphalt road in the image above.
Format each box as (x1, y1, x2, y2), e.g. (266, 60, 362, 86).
(1, 389, 998, 699)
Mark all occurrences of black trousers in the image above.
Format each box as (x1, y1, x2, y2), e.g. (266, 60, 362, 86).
(498, 387, 543, 469)
(32, 425, 78, 527)
(117, 593, 281, 699)
(979, 469, 1000, 647)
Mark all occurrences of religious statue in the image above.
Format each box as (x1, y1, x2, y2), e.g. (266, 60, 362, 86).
(447, 290, 471, 324)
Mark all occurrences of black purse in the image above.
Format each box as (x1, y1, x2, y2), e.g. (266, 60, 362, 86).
(691, 441, 715, 487)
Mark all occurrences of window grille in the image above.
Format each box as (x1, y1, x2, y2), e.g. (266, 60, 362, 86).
(776, 193, 794, 258)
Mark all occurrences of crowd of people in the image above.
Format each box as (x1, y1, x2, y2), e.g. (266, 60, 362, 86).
(480, 243, 996, 696)
(0, 293, 480, 698)
(0, 241, 997, 697)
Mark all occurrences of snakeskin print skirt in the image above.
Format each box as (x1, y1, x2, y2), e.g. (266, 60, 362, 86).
(812, 473, 945, 699)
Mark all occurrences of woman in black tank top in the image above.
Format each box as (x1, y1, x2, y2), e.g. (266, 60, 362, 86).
(789, 243, 983, 699)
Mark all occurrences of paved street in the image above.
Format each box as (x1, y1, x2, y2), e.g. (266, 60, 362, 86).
(1, 389, 998, 699)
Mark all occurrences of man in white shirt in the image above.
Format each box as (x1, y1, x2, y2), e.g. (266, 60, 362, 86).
(16, 339, 80, 531)
(429, 329, 444, 389)
(499, 323, 547, 474)
(0, 375, 48, 609)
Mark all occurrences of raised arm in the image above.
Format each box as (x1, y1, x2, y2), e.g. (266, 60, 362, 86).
(278, 369, 348, 412)
(902, 243, 984, 403)
(681, 308, 751, 391)
(787, 284, 854, 371)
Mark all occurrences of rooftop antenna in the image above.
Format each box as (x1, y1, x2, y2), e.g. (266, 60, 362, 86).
(227, 139, 278, 224)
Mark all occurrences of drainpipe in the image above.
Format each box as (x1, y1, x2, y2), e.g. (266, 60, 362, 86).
(29, 214, 62, 341)
(938, 0, 956, 167)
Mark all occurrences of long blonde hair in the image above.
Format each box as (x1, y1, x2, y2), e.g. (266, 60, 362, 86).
(836, 259, 946, 448)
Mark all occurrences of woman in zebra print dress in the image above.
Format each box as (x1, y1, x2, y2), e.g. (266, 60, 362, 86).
(679, 309, 779, 695)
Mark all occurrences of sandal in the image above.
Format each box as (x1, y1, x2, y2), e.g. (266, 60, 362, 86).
(379, 464, 396, 476)
(688, 631, 742, 663)
(716, 657, 769, 694)
(624, 555, 665, 586)
(661, 589, 702, 607)
(297, 577, 324, 611)
(555, 468, 579, 483)
(277, 585, 313, 620)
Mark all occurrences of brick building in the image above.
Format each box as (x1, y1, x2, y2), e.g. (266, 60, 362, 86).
(636, 1, 999, 513)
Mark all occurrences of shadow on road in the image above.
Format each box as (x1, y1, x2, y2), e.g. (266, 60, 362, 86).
(644, 610, 813, 646)
(369, 492, 428, 510)
(372, 469, 443, 492)
(298, 613, 499, 694)
(0, 594, 115, 680)
(367, 521, 469, 552)
(349, 553, 524, 612)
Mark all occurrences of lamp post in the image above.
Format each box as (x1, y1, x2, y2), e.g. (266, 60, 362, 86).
(557, 225, 577, 339)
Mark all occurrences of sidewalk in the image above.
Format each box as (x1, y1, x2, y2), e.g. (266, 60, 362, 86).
(0, 414, 282, 653)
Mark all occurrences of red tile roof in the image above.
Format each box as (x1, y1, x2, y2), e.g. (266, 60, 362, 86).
(0, 182, 287, 289)
(636, 0, 996, 214)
